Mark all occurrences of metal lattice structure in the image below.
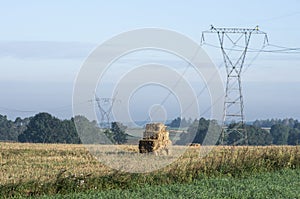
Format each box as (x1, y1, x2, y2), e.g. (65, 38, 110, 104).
(202, 25, 268, 145)
(95, 95, 118, 128)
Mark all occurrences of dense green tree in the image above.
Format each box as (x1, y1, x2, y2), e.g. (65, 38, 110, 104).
(168, 117, 192, 128)
(111, 122, 127, 144)
(176, 119, 198, 145)
(14, 117, 31, 135)
(18, 113, 81, 144)
(58, 119, 81, 144)
(294, 122, 300, 130)
(288, 128, 300, 145)
(176, 118, 221, 145)
(0, 114, 31, 142)
(253, 118, 298, 128)
(247, 125, 273, 146)
(18, 112, 62, 143)
(0, 115, 15, 141)
(270, 124, 290, 145)
(74, 115, 110, 144)
(168, 117, 181, 128)
(193, 118, 209, 144)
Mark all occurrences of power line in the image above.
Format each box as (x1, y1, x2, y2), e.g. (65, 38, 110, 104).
(141, 40, 203, 123)
(142, 38, 236, 123)
(203, 42, 300, 54)
(150, 39, 241, 122)
(242, 44, 266, 74)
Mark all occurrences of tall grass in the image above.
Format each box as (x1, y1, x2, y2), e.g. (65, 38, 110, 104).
(0, 143, 299, 197)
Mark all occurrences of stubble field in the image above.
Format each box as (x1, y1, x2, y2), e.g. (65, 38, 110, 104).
(0, 143, 299, 198)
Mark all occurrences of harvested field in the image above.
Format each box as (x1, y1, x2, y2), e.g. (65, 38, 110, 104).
(0, 142, 299, 197)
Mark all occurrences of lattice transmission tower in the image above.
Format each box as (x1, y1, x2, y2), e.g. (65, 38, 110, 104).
(95, 95, 119, 129)
(201, 25, 268, 145)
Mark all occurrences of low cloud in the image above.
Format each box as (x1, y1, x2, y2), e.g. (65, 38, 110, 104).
(0, 41, 95, 60)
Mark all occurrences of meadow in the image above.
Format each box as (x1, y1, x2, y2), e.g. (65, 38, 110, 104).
(38, 168, 300, 199)
(0, 143, 299, 198)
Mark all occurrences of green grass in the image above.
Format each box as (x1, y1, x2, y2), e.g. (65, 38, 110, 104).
(34, 168, 300, 199)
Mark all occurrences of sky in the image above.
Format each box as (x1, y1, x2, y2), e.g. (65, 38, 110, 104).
(0, 0, 300, 122)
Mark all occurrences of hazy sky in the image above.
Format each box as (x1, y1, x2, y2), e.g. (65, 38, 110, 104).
(0, 0, 299, 121)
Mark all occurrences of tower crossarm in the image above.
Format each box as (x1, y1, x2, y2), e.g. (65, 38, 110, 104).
(206, 25, 267, 34)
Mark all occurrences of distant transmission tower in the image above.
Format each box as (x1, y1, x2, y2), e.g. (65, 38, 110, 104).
(202, 25, 268, 145)
(95, 95, 118, 128)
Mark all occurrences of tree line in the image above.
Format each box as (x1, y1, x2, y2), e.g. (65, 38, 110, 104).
(0, 113, 299, 145)
(0, 112, 127, 144)
(174, 117, 300, 145)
